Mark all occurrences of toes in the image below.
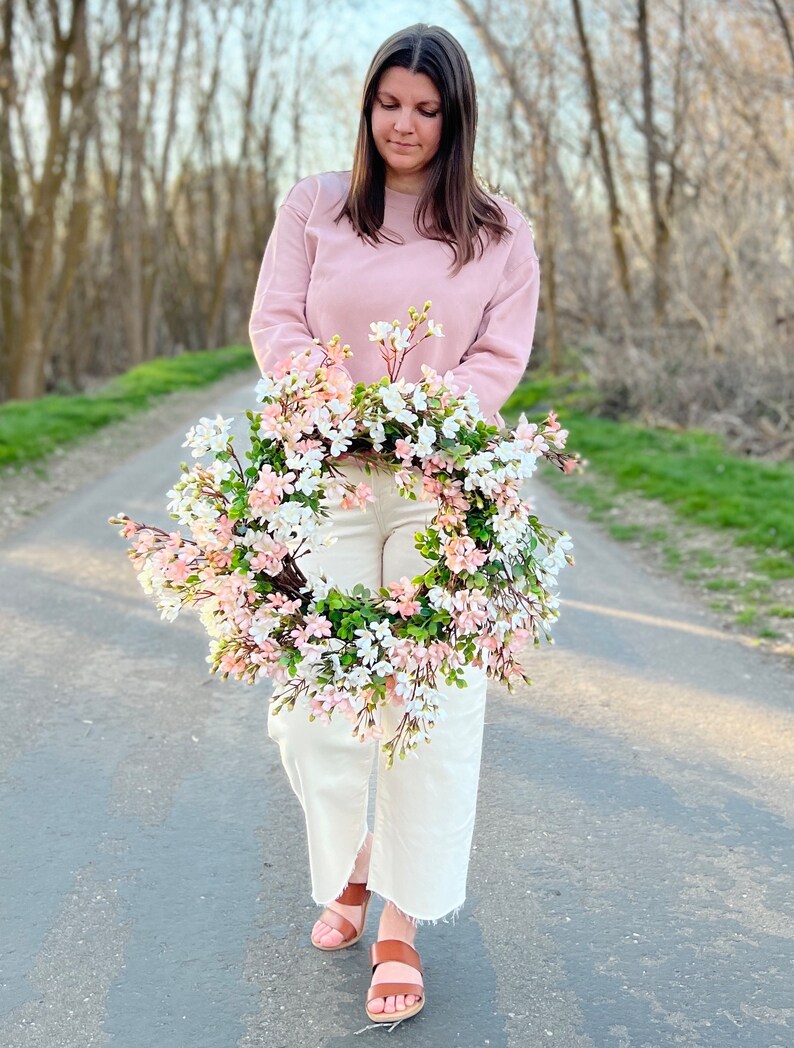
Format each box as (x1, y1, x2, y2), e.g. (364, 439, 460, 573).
(311, 921, 342, 947)
(371, 993, 417, 1015)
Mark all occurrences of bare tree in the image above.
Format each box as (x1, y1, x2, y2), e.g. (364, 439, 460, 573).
(0, 0, 92, 400)
(452, 0, 793, 440)
(768, 0, 794, 78)
(570, 0, 633, 302)
(0, 0, 321, 402)
(457, 0, 567, 371)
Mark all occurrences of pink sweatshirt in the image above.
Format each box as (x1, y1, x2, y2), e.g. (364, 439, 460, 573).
(249, 170, 540, 421)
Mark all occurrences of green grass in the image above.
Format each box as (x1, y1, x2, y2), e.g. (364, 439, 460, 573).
(505, 371, 793, 646)
(697, 550, 719, 569)
(0, 346, 255, 470)
(758, 626, 782, 640)
(752, 554, 794, 579)
(704, 578, 741, 592)
(504, 374, 794, 558)
(608, 523, 643, 542)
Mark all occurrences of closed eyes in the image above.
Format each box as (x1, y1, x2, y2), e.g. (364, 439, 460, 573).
(378, 101, 439, 118)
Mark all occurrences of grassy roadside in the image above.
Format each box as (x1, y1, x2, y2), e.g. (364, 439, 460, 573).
(503, 374, 794, 649)
(0, 346, 255, 470)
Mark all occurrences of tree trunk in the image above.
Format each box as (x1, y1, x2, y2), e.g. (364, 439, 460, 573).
(118, 0, 145, 365)
(638, 0, 669, 326)
(456, 0, 564, 371)
(570, 0, 633, 302)
(4, 0, 87, 400)
(0, 0, 21, 400)
(769, 0, 794, 80)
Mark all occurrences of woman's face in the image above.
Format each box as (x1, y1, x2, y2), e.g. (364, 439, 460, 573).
(370, 66, 443, 191)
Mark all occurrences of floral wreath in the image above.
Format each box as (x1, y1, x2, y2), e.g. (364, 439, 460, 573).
(111, 304, 577, 766)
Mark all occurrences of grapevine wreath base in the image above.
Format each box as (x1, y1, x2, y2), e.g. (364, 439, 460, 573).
(111, 306, 577, 765)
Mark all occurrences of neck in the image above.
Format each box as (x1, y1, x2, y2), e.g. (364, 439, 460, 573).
(385, 172, 425, 195)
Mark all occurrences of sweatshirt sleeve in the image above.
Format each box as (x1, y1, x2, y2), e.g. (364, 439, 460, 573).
(248, 182, 327, 375)
(447, 227, 540, 421)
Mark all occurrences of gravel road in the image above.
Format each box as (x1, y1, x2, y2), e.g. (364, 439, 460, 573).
(1, 376, 792, 1048)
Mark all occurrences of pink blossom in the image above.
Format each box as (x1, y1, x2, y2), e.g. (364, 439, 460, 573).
(441, 478, 469, 510)
(219, 650, 248, 675)
(490, 482, 518, 506)
(514, 420, 539, 441)
(249, 537, 288, 575)
(249, 465, 296, 515)
(303, 613, 332, 639)
(289, 625, 314, 650)
(250, 548, 286, 574)
(385, 575, 422, 618)
(421, 474, 443, 497)
(451, 589, 490, 632)
(395, 439, 414, 461)
(257, 402, 284, 434)
(322, 368, 353, 400)
(206, 550, 232, 569)
(164, 558, 193, 584)
(249, 638, 278, 658)
(384, 675, 404, 706)
(310, 686, 354, 720)
(215, 515, 235, 546)
(132, 530, 158, 554)
(443, 536, 488, 574)
(273, 350, 313, 378)
(163, 531, 185, 554)
(323, 339, 349, 367)
(294, 437, 323, 454)
(394, 467, 415, 490)
(435, 507, 464, 528)
(425, 451, 455, 473)
(265, 593, 302, 615)
(340, 482, 374, 510)
(426, 641, 452, 668)
(386, 638, 416, 668)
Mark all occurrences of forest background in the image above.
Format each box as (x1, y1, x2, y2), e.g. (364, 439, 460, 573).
(1, 0, 792, 457)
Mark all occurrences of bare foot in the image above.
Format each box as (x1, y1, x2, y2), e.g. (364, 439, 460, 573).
(366, 902, 424, 1017)
(311, 832, 373, 949)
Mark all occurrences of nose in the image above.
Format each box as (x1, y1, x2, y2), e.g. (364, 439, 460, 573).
(393, 107, 414, 135)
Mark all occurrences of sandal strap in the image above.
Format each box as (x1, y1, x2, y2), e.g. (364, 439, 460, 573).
(366, 982, 424, 1003)
(336, 882, 369, 906)
(370, 939, 423, 974)
(320, 908, 358, 943)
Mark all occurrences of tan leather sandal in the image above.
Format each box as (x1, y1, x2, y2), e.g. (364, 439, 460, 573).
(365, 939, 425, 1023)
(311, 882, 371, 952)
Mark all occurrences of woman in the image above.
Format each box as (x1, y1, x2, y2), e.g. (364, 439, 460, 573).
(249, 23, 540, 1024)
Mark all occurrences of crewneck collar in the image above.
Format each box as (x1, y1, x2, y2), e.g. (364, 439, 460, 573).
(384, 184, 420, 212)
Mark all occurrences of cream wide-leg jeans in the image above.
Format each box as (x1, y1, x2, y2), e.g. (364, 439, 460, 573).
(266, 461, 488, 923)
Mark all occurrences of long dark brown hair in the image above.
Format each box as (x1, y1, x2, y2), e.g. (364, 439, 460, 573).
(336, 24, 510, 273)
